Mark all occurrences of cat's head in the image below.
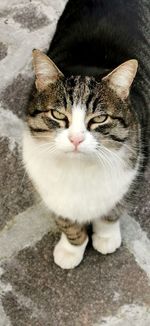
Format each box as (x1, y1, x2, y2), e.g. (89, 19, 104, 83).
(27, 49, 138, 163)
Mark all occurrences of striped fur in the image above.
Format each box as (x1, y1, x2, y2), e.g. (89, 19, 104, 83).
(56, 216, 87, 245)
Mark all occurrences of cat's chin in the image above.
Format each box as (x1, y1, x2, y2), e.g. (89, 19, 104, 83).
(55, 149, 96, 161)
(59, 150, 97, 162)
(63, 150, 86, 158)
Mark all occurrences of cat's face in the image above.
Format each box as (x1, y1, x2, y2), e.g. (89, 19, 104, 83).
(27, 50, 139, 163)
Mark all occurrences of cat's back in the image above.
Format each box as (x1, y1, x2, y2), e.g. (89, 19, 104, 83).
(48, 0, 140, 76)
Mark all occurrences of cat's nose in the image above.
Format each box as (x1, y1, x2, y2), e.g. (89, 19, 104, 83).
(69, 134, 84, 148)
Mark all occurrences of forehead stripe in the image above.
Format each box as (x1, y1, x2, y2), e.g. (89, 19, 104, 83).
(85, 93, 95, 110)
(92, 97, 100, 113)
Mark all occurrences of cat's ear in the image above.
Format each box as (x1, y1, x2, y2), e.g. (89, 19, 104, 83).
(102, 60, 138, 99)
(32, 49, 64, 91)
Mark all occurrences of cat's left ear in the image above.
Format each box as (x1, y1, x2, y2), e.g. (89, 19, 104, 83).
(32, 49, 64, 91)
(102, 59, 138, 99)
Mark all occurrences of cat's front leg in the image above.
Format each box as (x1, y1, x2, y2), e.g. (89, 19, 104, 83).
(92, 213, 122, 255)
(54, 217, 88, 269)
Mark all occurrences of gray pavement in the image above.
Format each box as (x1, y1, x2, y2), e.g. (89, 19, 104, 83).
(0, 1, 150, 325)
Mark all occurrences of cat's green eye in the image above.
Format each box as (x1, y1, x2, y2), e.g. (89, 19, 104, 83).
(51, 110, 66, 120)
(92, 115, 108, 124)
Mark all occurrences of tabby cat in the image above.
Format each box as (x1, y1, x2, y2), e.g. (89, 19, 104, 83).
(23, 0, 147, 269)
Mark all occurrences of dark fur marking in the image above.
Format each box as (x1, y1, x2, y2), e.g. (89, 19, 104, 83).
(29, 109, 41, 117)
(68, 89, 74, 105)
(92, 97, 100, 113)
(111, 116, 129, 128)
(29, 126, 48, 133)
(86, 93, 94, 109)
(67, 234, 83, 241)
(64, 118, 69, 129)
(93, 124, 111, 133)
(44, 117, 60, 129)
(63, 96, 67, 109)
(109, 134, 128, 142)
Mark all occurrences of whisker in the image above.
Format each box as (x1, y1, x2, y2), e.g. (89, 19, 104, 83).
(27, 142, 56, 157)
(95, 152, 107, 170)
(122, 143, 138, 155)
(97, 150, 113, 171)
(96, 149, 114, 172)
(101, 139, 137, 156)
(37, 145, 56, 155)
(98, 145, 125, 166)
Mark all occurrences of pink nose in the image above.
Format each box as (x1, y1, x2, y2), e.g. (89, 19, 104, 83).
(69, 134, 84, 148)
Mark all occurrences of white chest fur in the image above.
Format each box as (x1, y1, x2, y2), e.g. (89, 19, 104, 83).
(23, 132, 137, 223)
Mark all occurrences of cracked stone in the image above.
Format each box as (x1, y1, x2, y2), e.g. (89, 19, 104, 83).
(1, 74, 34, 119)
(131, 163, 150, 238)
(0, 138, 35, 230)
(13, 4, 50, 31)
(2, 293, 43, 326)
(0, 42, 8, 60)
(1, 234, 150, 326)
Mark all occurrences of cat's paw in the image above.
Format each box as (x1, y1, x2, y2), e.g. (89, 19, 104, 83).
(92, 233, 121, 255)
(53, 233, 88, 269)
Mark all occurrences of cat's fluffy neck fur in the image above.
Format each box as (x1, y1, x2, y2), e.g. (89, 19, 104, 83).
(23, 124, 138, 223)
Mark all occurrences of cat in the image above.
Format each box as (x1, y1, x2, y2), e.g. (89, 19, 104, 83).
(23, 0, 148, 269)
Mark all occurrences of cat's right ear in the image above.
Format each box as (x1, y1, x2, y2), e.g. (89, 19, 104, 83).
(32, 49, 64, 91)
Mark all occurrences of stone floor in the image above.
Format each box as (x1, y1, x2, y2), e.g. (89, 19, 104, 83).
(0, 1, 150, 325)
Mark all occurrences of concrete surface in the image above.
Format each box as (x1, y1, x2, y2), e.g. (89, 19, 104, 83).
(0, 0, 149, 325)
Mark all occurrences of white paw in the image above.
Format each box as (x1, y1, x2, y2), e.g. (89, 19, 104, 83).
(53, 233, 88, 269)
(92, 233, 121, 255)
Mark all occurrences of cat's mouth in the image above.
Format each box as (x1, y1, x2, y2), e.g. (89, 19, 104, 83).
(64, 149, 86, 156)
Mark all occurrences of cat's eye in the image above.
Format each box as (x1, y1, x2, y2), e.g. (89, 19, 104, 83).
(87, 114, 109, 131)
(51, 110, 66, 120)
(92, 115, 108, 124)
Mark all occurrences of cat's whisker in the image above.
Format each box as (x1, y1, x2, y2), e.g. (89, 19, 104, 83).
(122, 143, 138, 155)
(96, 145, 114, 165)
(28, 143, 56, 156)
(96, 147, 125, 179)
(47, 147, 57, 155)
(96, 150, 114, 172)
(97, 151, 113, 171)
(101, 149, 128, 181)
(101, 139, 138, 156)
(38, 146, 56, 155)
(98, 145, 125, 166)
(95, 152, 107, 170)
(31, 142, 55, 152)
(101, 151, 117, 174)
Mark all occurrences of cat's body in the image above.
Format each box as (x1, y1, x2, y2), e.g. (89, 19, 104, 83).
(23, 0, 148, 269)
